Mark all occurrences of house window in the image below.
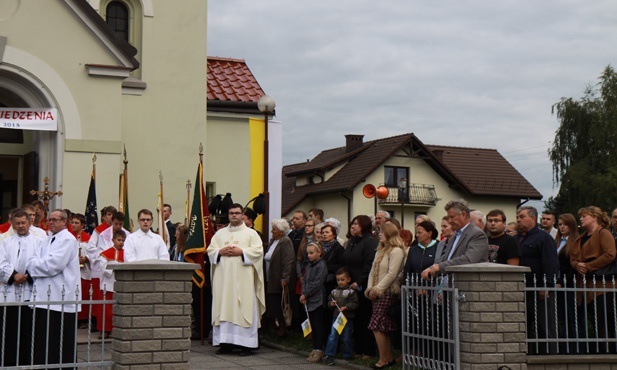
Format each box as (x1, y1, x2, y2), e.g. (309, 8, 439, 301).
(106, 1, 129, 42)
(206, 182, 216, 200)
(384, 166, 409, 188)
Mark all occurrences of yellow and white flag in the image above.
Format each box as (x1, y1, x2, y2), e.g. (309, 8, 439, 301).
(333, 311, 347, 335)
(301, 317, 312, 337)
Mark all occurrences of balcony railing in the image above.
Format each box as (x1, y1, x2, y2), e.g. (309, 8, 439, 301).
(378, 184, 438, 206)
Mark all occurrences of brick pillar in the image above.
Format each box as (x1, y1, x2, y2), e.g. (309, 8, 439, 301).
(108, 261, 198, 370)
(446, 262, 530, 370)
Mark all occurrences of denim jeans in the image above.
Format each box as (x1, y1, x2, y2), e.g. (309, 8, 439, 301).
(325, 317, 354, 359)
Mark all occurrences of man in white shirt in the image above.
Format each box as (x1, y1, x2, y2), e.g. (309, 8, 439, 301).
(0, 205, 47, 242)
(27, 209, 81, 367)
(124, 209, 170, 262)
(0, 208, 44, 366)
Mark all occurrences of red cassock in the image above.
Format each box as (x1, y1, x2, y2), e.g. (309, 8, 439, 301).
(97, 247, 124, 334)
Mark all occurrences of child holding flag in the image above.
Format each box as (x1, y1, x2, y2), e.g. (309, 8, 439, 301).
(324, 267, 358, 366)
(94, 229, 125, 339)
(299, 242, 327, 363)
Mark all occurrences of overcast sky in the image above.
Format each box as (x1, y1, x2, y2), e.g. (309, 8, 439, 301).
(207, 1, 617, 208)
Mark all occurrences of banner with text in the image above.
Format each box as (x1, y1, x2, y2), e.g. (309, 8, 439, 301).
(0, 108, 58, 131)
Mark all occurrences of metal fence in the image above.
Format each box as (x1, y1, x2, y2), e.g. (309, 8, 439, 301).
(525, 273, 617, 356)
(0, 284, 114, 369)
(401, 273, 460, 370)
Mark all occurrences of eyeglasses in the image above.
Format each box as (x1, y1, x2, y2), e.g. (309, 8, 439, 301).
(48, 218, 64, 223)
(139, 218, 153, 222)
(487, 219, 503, 223)
(228, 212, 243, 215)
(305, 224, 314, 228)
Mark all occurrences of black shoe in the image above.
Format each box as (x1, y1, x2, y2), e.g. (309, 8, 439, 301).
(386, 359, 396, 367)
(216, 346, 233, 355)
(239, 349, 253, 357)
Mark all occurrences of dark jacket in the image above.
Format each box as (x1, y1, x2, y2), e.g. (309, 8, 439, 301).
(404, 240, 438, 278)
(302, 258, 327, 311)
(322, 240, 345, 287)
(515, 225, 558, 287)
(264, 235, 296, 294)
(342, 233, 377, 289)
(327, 285, 359, 319)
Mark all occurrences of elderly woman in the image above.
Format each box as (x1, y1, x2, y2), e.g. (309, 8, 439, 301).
(263, 219, 296, 337)
(366, 223, 405, 369)
(570, 206, 617, 352)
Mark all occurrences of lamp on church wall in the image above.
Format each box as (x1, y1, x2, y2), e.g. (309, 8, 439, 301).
(257, 94, 276, 237)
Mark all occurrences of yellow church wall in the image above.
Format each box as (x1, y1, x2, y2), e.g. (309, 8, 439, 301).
(205, 115, 252, 206)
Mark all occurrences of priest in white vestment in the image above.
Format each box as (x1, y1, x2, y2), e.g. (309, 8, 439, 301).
(208, 203, 265, 356)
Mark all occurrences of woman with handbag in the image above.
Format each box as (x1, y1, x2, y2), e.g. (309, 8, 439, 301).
(365, 223, 405, 369)
(263, 219, 296, 337)
(570, 206, 617, 353)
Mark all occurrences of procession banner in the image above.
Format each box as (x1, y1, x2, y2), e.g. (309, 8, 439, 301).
(0, 108, 57, 131)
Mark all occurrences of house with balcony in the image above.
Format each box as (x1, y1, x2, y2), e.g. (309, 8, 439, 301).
(281, 133, 542, 234)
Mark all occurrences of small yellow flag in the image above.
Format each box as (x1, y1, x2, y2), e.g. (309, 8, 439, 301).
(333, 312, 347, 335)
(301, 318, 312, 337)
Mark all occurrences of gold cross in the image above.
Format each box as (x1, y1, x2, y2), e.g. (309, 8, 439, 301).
(30, 177, 63, 211)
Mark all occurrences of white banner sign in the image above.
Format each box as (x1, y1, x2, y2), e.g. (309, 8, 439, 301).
(0, 108, 58, 131)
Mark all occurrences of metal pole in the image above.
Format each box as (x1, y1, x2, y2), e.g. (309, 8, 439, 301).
(263, 111, 269, 237)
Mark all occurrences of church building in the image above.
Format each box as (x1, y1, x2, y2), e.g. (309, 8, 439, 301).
(0, 0, 208, 221)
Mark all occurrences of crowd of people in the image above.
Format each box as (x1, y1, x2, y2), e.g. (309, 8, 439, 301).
(0, 203, 170, 367)
(0, 197, 615, 367)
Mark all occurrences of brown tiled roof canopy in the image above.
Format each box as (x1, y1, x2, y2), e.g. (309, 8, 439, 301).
(207, 57, 264, 102)
(425, 145, 542, 199)
(281, 134, 542, 214)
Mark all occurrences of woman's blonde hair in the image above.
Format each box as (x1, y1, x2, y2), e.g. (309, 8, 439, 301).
(578, 206, 610, 228)
(379, 223, 404, 251)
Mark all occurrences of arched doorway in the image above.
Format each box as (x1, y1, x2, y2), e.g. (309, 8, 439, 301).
(0, 68, 61, 221)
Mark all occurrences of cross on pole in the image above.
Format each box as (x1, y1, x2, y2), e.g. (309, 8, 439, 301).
(30, 177, 63, 211)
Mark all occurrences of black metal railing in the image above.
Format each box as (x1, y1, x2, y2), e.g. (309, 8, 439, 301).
(379, 184, 438, 206)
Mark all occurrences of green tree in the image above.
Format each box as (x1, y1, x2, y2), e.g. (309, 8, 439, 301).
(547, 65, 617, 216)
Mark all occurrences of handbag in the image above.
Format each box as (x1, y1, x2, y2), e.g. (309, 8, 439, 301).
(281, 285, 293, 327)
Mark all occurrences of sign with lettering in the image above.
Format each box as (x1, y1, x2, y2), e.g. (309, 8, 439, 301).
(0, 108, 58, 131)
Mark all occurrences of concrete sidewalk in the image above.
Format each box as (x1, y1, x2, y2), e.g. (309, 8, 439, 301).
(76, 329, 361, 369)
(188, 341, 359, 369)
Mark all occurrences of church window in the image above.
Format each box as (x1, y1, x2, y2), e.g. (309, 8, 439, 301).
(106, 1, 129, 42)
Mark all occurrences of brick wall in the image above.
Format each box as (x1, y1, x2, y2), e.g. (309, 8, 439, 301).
(447, 262, 530, 370)
(108, 262, 197, 370)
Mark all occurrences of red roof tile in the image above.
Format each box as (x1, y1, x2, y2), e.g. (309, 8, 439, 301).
(207, 56, 265, 102)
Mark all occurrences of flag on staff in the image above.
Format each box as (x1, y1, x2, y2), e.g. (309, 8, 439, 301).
(84, 168, 98, 234)
(119, 146, 132, 232)
(332, 311, 348, 335)
(302, 304, 312, 337)
(184, 161, 213, 287)
(156, 183, 170, 248)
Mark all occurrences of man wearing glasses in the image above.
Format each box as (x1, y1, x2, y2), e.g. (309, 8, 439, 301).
(27, 209, 81, 366)
(123, 209, 170, 262)
(208, 203, 265, 356)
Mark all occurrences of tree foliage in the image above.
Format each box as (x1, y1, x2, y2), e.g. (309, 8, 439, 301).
(547, 65, 617, 216)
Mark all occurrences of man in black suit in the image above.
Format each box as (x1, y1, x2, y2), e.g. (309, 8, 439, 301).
(422, 199, 489, 279)
(163, 204, 176, 248)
